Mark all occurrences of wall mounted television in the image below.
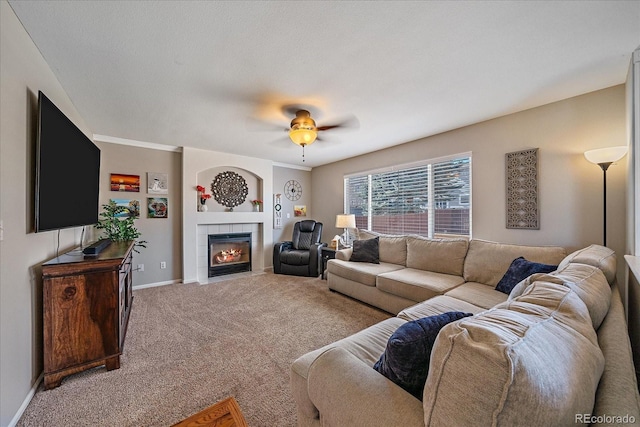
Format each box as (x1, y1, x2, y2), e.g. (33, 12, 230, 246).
(35, 91, 101, 232)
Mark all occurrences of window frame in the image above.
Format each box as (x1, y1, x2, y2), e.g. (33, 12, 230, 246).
(344, 152, 472, 239)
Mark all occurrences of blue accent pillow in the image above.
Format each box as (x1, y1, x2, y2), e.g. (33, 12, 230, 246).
(350, 237, 380, 264)
(373, 311, 472, 400)
(495, 256, 558, 294)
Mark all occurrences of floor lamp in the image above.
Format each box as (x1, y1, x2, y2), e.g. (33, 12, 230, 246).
(584, 146, 628, 247)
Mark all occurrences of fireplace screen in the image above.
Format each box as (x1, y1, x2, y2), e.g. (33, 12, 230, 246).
(208, 233, 252, 277)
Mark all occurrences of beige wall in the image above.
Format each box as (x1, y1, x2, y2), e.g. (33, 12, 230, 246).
(0, 2, 93, 424)
(312, 86, 628, 279)
(94, 142, 183, 287)
(273, 166, 313, 247)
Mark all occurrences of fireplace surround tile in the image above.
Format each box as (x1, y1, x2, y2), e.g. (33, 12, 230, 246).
(196, 222, 263, 283)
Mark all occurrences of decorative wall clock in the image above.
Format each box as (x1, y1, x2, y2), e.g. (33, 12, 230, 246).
(284, 180, 302, 201)
(211, 171, 248, 209)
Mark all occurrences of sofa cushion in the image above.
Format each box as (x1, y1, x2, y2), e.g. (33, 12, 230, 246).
(327, 259, 404, 287)
(557, 244, 616, 284)
(398, 296, 485, 321)
(357, 230, 407, 265)
(377, 268, 465, 303)
(406, 236, 469, 276)
(509, 263, 612, 329)
(373, 312, 472, 400)
(495, 256, 557, 294)
(444, 282, 508, 309)
(424, 281, 604, 426)
(463, 239, 566, 286)
(350, 237, 380, 264)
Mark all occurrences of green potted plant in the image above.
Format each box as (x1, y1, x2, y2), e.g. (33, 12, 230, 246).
(95, 200, 147, 252)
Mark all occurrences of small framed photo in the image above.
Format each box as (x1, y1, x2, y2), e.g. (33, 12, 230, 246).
(294, 205, 307, 217)
(112, 199, 140, 218)
(147, 172, 168, 194)
(110, 173, 140, 192)
(148, 197, 168, 218)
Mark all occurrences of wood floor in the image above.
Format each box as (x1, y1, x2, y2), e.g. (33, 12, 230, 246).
(171, 397, 248, 427)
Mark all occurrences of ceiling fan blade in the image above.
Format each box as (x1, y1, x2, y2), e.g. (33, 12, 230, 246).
(245, 117, 288, 133)
(317, 114, 359, 132)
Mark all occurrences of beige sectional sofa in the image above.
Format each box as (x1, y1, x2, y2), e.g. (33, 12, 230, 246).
(291, 232, 640, 426)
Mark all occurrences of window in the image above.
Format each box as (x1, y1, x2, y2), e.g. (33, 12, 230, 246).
(344, 154, 471, 238)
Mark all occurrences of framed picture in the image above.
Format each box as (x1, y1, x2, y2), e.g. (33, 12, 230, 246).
(111, 199, 140, 218)
(148, 197, 168, 218)
(147, 172, 168, 194)
(294, 205, 307, 217)
(110, 173, 140, 192)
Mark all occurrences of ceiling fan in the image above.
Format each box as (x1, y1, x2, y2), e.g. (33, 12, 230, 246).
(249, 105, 358, 162)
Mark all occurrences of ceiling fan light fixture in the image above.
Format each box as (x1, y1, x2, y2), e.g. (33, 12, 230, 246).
(289, 128, 317, 146)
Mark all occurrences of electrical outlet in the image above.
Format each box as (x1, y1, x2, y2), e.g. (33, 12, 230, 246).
(160, 261, 166, 269)
(137, 264, 144, 272)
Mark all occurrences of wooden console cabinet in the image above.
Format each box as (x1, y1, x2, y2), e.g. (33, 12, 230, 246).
(42, 240, 134, 390)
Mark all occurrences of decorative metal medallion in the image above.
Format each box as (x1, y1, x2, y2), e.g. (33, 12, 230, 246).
(211, 171, 248, 208)
(284, 179, 302, 201)
(506, 148, 539, 229)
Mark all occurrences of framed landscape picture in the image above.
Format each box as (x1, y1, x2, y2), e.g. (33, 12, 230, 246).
(110, 173, 140, 192)
(148, 197, 168, 218)
(111, 199, 140, 218)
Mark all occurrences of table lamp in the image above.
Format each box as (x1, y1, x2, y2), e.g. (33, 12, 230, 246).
(335, 214, 356, 247)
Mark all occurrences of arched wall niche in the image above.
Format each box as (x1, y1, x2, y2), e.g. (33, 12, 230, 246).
(196, 166, 264, 212)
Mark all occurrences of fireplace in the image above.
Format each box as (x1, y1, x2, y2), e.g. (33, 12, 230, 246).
(208, 233, 252, 277)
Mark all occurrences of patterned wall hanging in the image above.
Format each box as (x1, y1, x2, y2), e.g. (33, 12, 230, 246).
(506, 148, 539, 229)
(211, 171, 248, 210)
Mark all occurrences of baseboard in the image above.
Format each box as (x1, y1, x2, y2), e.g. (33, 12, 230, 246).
(8, 372, 43, 427)
(133, 279, 181, 290)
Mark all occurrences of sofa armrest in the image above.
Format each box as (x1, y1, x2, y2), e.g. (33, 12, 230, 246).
(592, 283, 640, 423)
(335, 248, 352, 261)
(307, 347, 424, 427)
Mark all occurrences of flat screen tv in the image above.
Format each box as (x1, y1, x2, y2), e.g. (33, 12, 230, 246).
(35, 91, 101, 232)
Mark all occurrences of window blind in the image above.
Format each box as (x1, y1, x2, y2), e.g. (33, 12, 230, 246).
(345, 155, 471, 238)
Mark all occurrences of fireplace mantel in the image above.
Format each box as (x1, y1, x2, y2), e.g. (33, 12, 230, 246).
(196, 211, 267, 225)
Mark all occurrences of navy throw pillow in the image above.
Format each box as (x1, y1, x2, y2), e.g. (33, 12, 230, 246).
(373, 311, 472, 400)
(350, 237, 380, 264)
(495, 256, 558, 294)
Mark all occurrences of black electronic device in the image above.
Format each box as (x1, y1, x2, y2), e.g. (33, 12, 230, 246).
(82, 239, 111, 255)
(35, 91, 101, 232)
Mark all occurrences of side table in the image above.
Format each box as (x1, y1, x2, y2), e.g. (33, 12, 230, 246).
(321, 247, 336, 280)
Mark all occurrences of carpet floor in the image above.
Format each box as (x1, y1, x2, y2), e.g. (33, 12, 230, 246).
(17, 273, 390, 426)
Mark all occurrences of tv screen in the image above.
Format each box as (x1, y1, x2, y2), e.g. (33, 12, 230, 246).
(35, 91, 101, 232)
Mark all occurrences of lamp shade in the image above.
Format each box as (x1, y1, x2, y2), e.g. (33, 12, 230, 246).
(289, 128, 317, 146)
(335, 214, 356, 229)
(584, 146, 628, 165)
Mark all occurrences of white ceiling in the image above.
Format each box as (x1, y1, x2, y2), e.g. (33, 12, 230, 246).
(8, 1, 640, 168)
